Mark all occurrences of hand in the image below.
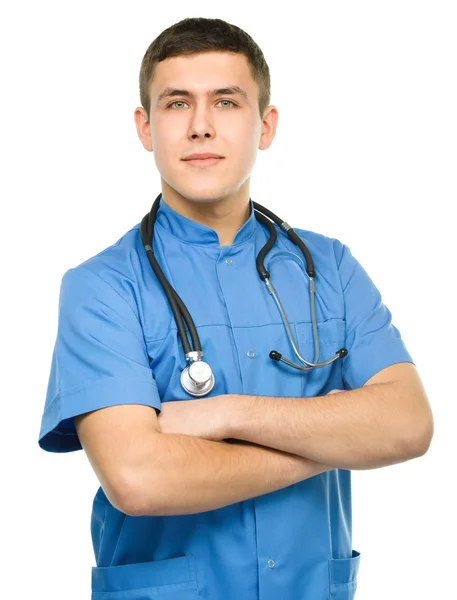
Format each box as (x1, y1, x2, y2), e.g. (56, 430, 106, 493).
(327, 389, 344, 395)
(157, 395, 231, 442)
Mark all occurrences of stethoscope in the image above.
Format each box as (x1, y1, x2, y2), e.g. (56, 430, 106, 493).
(140, 193, 348, 397)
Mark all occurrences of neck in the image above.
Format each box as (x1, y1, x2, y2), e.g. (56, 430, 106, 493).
(160, 180, 251, 247)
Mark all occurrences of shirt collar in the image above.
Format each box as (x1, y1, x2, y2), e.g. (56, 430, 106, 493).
(155, 194, 257, 247)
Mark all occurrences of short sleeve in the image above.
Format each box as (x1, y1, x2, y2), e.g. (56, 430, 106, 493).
(334, 240, 415, 389)
(38, 266, 161, 453)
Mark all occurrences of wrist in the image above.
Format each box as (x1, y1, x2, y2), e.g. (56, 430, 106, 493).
(220, 394, 248, 438)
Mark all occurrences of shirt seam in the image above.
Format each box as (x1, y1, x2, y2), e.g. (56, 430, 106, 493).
(78, 266, 145, 346)
(143, 318, 345, 343)
(333, 240, 349, 338)
(53, 377, 156, 403)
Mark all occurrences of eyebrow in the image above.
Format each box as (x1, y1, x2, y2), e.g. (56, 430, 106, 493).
(156, 85, 249, 106)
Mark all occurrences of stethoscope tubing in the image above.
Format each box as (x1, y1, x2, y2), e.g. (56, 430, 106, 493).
(140, 193, 347, 390)
(141, 195, 200, 355)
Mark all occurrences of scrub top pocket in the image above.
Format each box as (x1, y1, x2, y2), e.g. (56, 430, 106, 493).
(91, 554, 200, 600)
(328, 549, 360, 599)
(295, 318, 346, 397)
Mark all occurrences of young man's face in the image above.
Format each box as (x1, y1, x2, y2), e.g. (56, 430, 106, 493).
(135, 51, 277, 206)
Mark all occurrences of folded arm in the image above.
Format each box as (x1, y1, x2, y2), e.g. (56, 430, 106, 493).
(128, 435, 333, 517)
(224, 363, 434, 470)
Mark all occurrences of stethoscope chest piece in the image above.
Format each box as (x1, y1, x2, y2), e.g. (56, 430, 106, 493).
(180, 360, 215, 397)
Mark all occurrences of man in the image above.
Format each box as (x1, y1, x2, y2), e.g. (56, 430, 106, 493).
(38, 17, 433, 600)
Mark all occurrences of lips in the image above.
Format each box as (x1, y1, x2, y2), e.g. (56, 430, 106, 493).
(183, 156, 224, 167)
(183, 153, 223, 160)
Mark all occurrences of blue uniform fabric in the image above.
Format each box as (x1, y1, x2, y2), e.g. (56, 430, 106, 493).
(38, 195, 414, 599)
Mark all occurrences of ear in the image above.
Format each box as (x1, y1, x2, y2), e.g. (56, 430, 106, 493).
(258, 105, 279, 152)
(134, 106, 153, 152)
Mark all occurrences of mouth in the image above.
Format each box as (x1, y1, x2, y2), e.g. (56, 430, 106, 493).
(182, 157, 224, 167)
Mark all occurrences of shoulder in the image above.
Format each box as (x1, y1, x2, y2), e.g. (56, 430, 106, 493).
(289, 225, 346, 267)
(60, 222, 145, 310)
(71, 221, 143, 278)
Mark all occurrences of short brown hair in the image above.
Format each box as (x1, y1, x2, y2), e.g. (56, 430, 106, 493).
(139, 17, 271, 121)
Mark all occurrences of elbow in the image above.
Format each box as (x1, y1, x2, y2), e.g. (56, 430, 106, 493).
(116, 429, 166, 517)
(116, 479, 163, 517)
(117, 459, 172, 516)
(403, 412, 435, 459)
(108, 475, 144, 516)
(113, 467, 164, 518)
(118, 487, 151, 517)
(93, 477, 147, 517)
(414, 421, 434, 457)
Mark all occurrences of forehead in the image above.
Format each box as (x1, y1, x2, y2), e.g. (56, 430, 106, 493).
(150, 52, 256, 98)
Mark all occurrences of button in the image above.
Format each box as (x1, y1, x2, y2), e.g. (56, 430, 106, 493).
(225, 258, 233, 266)
(267, 560, 275, 568)
(247, 351, 255, 358)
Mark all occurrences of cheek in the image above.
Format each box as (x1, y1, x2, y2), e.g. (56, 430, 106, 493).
(151, 120, 179, 146)
(223, 120, 259, 164)
(235, 119, 262, 162)
(235, 135, 259, 174)
(232, 148, 257, 176)
(150, 127, 181, 171)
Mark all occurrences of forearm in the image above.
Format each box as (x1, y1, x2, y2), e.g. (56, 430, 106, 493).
(129, 433, 333, 517)
(228, 383, 427, 470)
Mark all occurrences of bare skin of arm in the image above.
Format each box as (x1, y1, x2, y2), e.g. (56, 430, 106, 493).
(127, 434, 333, 517)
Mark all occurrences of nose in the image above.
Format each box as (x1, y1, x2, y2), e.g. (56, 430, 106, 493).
(191, 131, 212, 139)
(188, 106, 216, 140)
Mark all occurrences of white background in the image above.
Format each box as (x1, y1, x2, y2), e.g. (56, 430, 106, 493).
(1, 1, 455, 598)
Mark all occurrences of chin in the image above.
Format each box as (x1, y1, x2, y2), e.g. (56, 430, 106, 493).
(184, 195, 226, 204)
(167, 183, 234, 204)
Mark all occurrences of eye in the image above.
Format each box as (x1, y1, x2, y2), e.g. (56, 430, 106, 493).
(167, 101, 187, 109)
(167, 100, 236, 109)
(218, 100, 236, 108)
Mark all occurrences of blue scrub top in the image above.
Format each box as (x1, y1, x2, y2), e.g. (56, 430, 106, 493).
(38, 195, 414, 600)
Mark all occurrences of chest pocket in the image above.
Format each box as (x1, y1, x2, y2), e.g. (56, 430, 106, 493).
(294, 318, 346, 397)
(91, 554, 200, 600)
